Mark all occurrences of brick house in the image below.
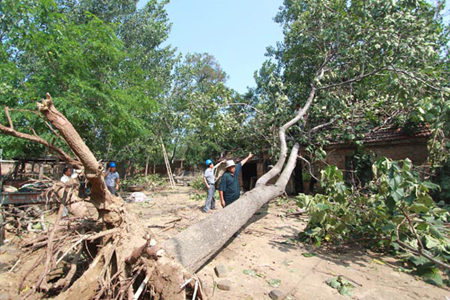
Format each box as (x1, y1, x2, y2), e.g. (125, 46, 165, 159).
(228, 128, 431, 195)
(324, 128, 431, 173)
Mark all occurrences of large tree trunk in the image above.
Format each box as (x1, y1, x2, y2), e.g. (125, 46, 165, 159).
(164, 144, 299, 272)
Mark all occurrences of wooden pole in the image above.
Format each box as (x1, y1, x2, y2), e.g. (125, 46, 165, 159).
(161, 142, 175, 188)
(145, 156, 149, 176)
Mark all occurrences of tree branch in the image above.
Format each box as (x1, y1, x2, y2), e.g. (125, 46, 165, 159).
(307, 117, 339, 140)
(395, 210, 450, 271)
(317, 67, 385, 90)
(0, 120, 82, 168)
(275, 143, 300, 188)
(396, 240, 450, 271)
(225, 102, 260, 113)
(297, 155, 320, 182)
(386, 66, 449, 92)
(4, 107, 13, 129)
(9, 107, 74, 153)
(256, 69, 325, 186)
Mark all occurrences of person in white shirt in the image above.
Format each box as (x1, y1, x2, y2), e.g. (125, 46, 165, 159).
(293, 104, 306, 130)
(60, 167, 77, 183)
(294, 104, 301, 117)
(202, 159, 224, 213)
(60, 167, 78, 217)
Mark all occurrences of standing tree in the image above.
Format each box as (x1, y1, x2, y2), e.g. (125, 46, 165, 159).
(0, 0, 175, 160)
(156, 52, 233, 165)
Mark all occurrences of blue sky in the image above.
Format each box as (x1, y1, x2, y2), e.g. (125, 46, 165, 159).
(137, 0, 284, 93)
(137, 0, 450, 94)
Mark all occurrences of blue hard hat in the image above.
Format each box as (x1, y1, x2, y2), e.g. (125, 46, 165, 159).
(109, 162, 116, 168)
(205, 159, 213, 166)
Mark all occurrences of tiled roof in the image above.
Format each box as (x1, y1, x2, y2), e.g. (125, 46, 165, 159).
(328, 127, 431, 146)
(362, 128, 431, 143)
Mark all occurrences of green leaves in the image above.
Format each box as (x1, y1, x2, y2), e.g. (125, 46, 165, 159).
(326, 276, 354, 296)
(300, 157, 450, 285)
(267, 279, 281, 288)
(302, 253, 316, 258)
(0, 0, 174, 161)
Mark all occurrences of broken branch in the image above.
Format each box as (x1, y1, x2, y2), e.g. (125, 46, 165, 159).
(4, 106, 13, 129)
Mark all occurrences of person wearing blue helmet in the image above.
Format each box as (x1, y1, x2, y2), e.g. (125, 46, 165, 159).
(103, 162, 120, 196)
(202, 158, 225, 213)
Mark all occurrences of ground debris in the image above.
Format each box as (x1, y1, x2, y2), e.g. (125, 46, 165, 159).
(214, 265, 227, 278)
(269, 289, 286, 300)
(217, 280, 232, 291)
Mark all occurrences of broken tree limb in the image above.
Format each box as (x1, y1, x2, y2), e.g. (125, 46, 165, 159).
(0, 121, 81, 168)
(256, 69, 324, 186)
(35, 93, 125, 226)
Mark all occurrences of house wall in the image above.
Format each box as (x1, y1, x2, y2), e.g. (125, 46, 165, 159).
(250, 137, 429, 195)
(0, 160, 16, 176)
(324, 138, 429, 172)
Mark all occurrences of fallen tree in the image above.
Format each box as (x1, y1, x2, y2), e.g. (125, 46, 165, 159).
(0, 93, 306, 299)
(2, 2, 446, 297)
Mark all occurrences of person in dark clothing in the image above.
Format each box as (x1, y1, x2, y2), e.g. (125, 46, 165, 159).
(219, 153, 253, 207)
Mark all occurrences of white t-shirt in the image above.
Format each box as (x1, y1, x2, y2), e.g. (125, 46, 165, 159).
(61, 173, 77, 183)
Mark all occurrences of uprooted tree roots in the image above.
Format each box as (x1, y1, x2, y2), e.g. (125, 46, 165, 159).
(17, 192, 203, 300)
(0, 94, 204, 299)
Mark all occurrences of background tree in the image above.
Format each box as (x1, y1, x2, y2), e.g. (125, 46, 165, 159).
(253, 0, 449, 168)
(155, 52, 234, 165)
(0, 0, 175, 161)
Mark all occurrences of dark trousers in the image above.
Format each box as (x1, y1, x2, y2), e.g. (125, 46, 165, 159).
(107, 185, 117, 196)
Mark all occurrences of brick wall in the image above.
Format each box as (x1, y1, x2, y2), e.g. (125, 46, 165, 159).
(324, 137, 429, 172)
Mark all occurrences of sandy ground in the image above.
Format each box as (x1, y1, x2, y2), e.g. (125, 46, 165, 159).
(0, 185, 449, 299)
(127, 186, 450, 300)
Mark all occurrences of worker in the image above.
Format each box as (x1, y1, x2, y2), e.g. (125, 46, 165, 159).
(293, 104, 306, 131)
(294, 104, 301, 117)
(60, 167, 78, 217)
(202, 159, 225, 213)
(103, 162, 120, 196)
(219, 153, 254, 208)
(60, 167, 77, 183)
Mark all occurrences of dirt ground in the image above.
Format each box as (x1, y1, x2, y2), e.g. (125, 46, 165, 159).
(129, 186, 450, 300)
(1, 185, 449, 299)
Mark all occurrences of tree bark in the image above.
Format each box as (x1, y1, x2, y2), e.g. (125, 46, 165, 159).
(163, 143, 299, 273)
(145, 156, 150, 176)
(256, 70, 323, 186)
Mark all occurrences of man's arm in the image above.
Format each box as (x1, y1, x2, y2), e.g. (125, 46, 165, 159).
(219, 176, 227, 208)
(103, 167, 110, 178)
(219, 191, 225, 208)
(240, 153, 254, 166)
(213, 160, 225, 170)
(203, 176, 210, 189)
(115, 177, 120, 190)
